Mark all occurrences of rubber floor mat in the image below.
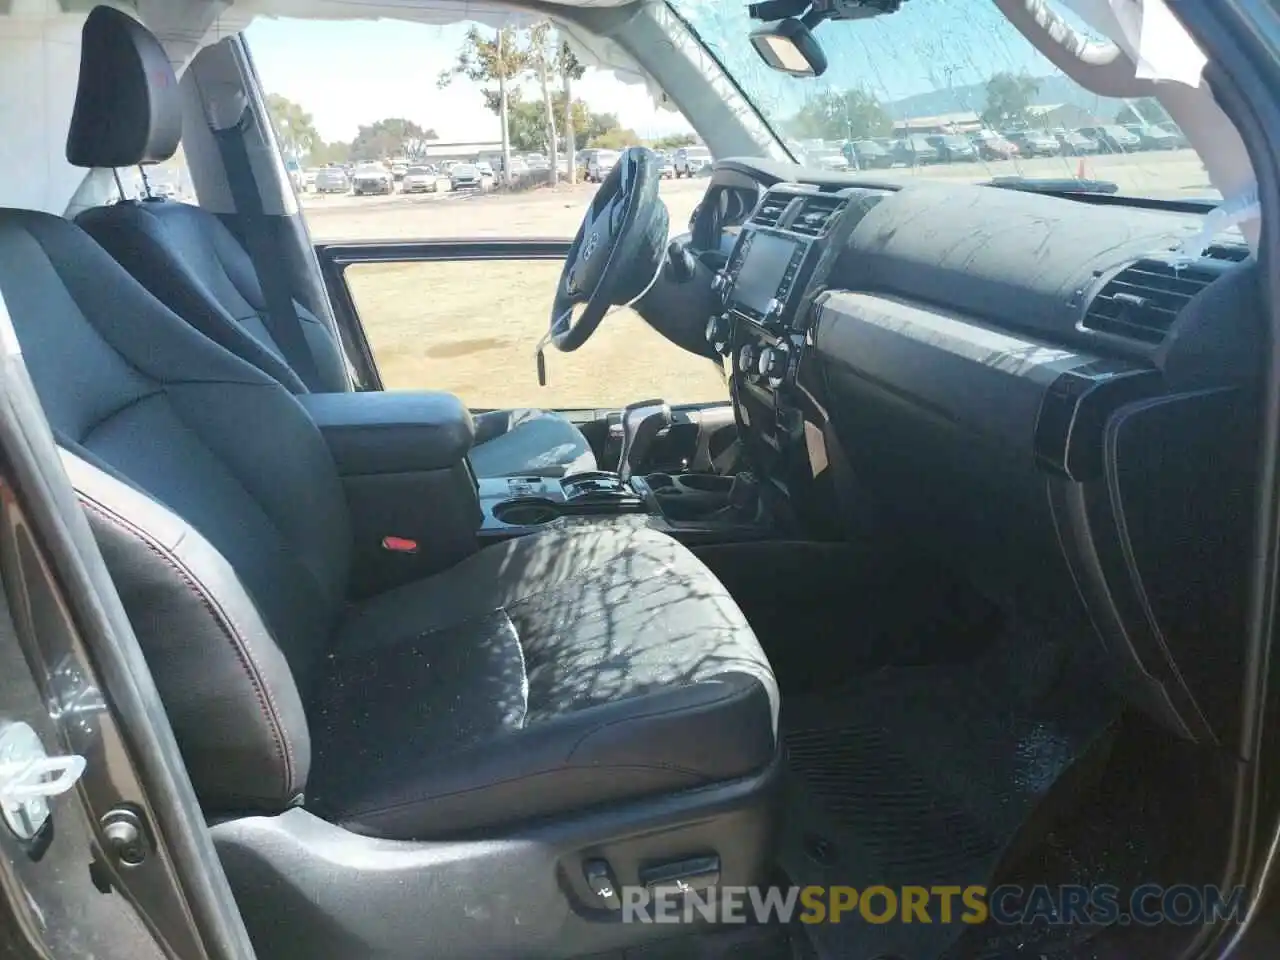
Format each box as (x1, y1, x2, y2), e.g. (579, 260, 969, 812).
(779, 640, 1120, 960)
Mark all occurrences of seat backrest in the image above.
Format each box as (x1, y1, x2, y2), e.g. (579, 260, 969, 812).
(0, 199, 351, 813)
(68, 6, 349, 396)
(0, 7, 357, 811)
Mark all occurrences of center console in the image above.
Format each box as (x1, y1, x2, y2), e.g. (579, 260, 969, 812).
(705, 184, 889, 506)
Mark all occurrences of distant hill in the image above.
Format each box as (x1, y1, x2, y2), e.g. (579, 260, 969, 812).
(885, 74, 1125, 122)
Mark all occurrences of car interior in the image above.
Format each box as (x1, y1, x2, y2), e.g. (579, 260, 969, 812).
(0, 1, 1271, 959)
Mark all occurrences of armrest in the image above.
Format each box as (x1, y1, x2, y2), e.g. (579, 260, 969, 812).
(298, 391, 475, 475)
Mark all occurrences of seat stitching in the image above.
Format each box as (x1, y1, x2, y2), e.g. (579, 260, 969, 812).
(79, 495, 297, 797)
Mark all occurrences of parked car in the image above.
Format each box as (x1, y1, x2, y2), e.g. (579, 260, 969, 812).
(890, 135, 940, 166)
(524, 153, 549, 171)
(1057, 130, 1100, 155)
(449, 163, 484, 191)
(926, 134, 978, 163)
(657, 153, 675, 178)
(506, 156, 529, 175)
(585, 149, 621, 182)
(969, 129, 1020, 160)
(390, 162, 407, 181)
(673, 145, 712, 177)
(150, 179, 180, 200)
(475, 160, 495, 179)
(1078, 124, 1142, 153)
(1155, 121, 1190, 148)
(351, 162, 393, 195)
(302, 168, 318, 191)
(806, 148, 851, 172)
(846, 139, 892, 169)
(1007, 130, 1060, 157)
(313, 167, 348, 194)
(400, 165, 437, 194)
(1125, 124, 1183, 150)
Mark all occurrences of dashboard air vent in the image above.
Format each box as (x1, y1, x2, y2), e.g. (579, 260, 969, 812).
(1083, 258, 1219, 344)
(791, 196, 847, 237)
(751, 192, 791, 228)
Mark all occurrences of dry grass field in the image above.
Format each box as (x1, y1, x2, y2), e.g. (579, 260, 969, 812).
(308, 151, 1212, 407)
(344, 258, 729, 409)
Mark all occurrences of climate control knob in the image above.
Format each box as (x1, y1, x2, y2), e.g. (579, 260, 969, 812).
(705, 314, 732, 355)
(737, 344, 758, 376)
(757, 342, 790, 385)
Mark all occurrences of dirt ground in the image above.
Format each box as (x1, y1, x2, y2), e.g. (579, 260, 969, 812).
(344, 259, 729, 409)
(311, 151, 1210, 407)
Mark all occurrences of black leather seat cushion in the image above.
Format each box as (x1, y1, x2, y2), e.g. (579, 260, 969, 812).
(307, 524, 778, 839)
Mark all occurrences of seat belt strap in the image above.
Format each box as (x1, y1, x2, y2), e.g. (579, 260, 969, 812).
(212, 112, 324, 390)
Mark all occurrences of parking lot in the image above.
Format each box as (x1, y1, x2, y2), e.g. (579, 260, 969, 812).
(301, 148, 1212, 242)
(312, 149, 1212, 409)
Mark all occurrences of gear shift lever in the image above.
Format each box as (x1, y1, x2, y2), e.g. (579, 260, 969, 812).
(618, 399, 671, 484)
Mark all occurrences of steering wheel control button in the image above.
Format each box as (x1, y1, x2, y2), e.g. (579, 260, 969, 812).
(583, 859, 622, 911)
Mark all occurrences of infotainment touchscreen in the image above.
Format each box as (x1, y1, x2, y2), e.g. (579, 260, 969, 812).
(731, 232, 799, 315)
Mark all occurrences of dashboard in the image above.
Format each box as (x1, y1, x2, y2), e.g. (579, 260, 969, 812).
(674, 158, 1261, 755)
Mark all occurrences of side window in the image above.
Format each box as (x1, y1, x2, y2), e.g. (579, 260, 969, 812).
(247, 17, 725, 408)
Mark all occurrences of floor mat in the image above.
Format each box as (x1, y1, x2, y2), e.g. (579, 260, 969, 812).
(780, 636, 1121, 960)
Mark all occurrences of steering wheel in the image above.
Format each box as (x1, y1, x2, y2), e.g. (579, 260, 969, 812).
(549, 147, 670, 352)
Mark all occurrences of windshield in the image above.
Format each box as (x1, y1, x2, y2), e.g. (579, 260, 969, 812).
(673, 0, 1216, 201)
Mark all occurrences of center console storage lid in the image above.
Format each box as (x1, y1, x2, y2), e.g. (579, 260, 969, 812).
(299, 391, 475, 475)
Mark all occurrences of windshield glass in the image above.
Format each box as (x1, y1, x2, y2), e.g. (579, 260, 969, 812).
(673, 0, 1215, 201)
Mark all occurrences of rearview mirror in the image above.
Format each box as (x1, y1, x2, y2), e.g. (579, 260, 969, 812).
(749, 19, 827, 78)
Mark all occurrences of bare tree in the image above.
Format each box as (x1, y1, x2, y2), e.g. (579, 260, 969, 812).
(439, 26, 527, 185)
(556, 39, 585, 184)
(526, 24, 561, 186)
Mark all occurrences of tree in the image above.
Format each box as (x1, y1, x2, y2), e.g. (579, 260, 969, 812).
(307, 140, 352, 167)
(590, 127, 641, 149)
(1116, 97, 1169, 126)
(981, 72, 1040, 128)
(526, 23, 561, 186)
(503, 92, 549, 153)
(786, 89, 891, 141)
(349, 118, 437, 162)
(653, 133, 697, 150)
(265, 94, 320, 161)
(555, 39, 585, 184)
(440, 26, 527, 185)
(585, 111, 619, 144)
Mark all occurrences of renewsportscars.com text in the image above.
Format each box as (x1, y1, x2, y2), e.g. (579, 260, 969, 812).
(620, 884, 1247, 927)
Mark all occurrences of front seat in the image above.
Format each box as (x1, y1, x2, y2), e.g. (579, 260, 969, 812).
(0, 11, 779, 956)
(67, 10, 595, 480)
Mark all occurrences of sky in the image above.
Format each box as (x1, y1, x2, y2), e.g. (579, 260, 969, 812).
(244, 18, 694, 144)
(243, 0, 1100, 145)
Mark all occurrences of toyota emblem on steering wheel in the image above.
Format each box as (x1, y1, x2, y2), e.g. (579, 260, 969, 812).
(583, 231, 599, 261)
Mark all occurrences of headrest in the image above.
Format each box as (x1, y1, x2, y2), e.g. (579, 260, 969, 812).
(66, 6, 182, 169)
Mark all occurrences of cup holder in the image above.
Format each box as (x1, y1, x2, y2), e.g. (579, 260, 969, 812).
(492, 498, 560, 526)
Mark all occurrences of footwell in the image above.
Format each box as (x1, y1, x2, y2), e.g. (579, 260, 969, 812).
(779, 636, 1121, 960)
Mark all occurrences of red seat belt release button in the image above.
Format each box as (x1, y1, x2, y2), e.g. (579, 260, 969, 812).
(381, 536, 419, 554)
